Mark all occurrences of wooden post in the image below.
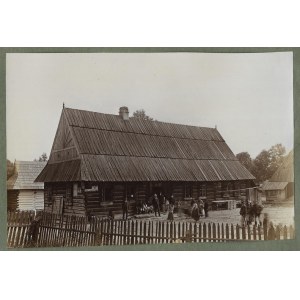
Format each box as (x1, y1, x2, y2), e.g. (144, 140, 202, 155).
(199, 222, 202, 243)
(221, 223, 225, 241)
(203, 223, 207, 242)
(225, 223, 229, 241)
(161, 221, 165, 244)
(275, 225, 280, 240)
(267, 224, 276, 240)
(242, 225, 246, 240)
(258, 225, 262, 240)
(148, 221, 151, 244)
(208, 223, 212, 242)
(263, 220, 268, 240)
(166, 222, 169, 244)
(236, 224, 240, 240)
(289, 225, 294, 239)
(247, 225, 251, 240)
(283, 225, 288, 240)
(212, 223, 216, 242)
(231, 224, 234, 240)
(177, 222, 181, 243)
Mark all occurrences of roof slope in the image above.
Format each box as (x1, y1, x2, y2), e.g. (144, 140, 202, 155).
(262, 181, 289, 191)
(271, 150, 294, 182)
(36, 107, 255, 182)
(7, 161, 46, 190)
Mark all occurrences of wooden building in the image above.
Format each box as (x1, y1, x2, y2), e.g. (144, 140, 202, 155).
(263, 150, 294, 203)
(7, 161, 46, 211)
(35, 106, 255, 216)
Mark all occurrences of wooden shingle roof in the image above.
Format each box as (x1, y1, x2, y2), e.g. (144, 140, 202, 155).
(7, 161, 46, 190)
(36, 107, 255, 182)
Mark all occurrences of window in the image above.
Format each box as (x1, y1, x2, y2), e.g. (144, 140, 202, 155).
(104, 186, 113, 202)
(73, 183, 78, 197)
(200, 184, 206, 197)
(185, 184, 193, 198)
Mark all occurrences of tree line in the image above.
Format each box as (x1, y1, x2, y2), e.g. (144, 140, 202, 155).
(236, 144, 286, 183)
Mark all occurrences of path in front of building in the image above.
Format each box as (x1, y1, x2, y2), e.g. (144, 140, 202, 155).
(118, 205, 294, 226)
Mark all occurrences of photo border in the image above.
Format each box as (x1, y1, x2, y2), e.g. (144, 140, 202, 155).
(0, 47, 298, 251)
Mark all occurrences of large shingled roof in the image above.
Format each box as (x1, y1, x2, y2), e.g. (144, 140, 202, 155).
(36, 107, 255, 182)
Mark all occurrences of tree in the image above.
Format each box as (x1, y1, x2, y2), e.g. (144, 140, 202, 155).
(34, 152, 48, 162)
(252, 144, 286, 182)
(236, 152, 253, 173)
(7, 159, 15, 179)
(132, 109, 154, 121)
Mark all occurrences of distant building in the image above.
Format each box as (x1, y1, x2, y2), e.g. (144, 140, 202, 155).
(36, 106, 255, 217)
(262, 150, 294, 203)
(7, 161, 46, 211)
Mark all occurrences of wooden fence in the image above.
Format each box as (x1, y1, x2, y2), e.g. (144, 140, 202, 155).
(7, 211, 295, 248)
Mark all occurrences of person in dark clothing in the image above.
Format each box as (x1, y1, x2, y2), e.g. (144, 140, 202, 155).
(191, 202, 200, 221)
(240, 201, 247, 226)
(122, 198, 129, 220)
(158, 192, 164, 212)
(167, 194, 175, 221)
(204, 199, 209, 218)
(153, 194, 161, 217)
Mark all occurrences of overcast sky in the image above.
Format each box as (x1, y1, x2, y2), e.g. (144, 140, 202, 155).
(6, 52, 293, 162)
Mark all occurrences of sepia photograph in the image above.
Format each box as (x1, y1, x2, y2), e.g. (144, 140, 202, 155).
(5, 50, 294, 249)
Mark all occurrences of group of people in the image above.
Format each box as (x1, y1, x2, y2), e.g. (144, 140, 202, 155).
(122, 192, 177, 220)
(239, 200, 263, 226)
(191, 198, 209, 221)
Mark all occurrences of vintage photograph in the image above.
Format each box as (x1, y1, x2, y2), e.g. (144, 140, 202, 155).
(6, 51, 294, 248)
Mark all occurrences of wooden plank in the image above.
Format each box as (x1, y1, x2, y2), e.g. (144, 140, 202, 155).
(212, 223, 216, 242)
(283, 225, 288, 240)
(230, 224, 234, 240)
(208, 223, 212, 242)
(236, 224, 240, 240)
(258, 225, 262, 240)
(203, 223, 207, 242)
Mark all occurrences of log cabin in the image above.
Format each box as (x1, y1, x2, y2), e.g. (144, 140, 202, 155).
(263, 150, 294, 203)
(35, 106, 255, 216)
(7, 161, 46, 211)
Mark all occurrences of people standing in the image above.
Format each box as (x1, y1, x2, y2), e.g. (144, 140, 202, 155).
(122, 198, 129, 220)
(191, 201, 200, 221)
(204, 199, 209, 218)
(153, 194, 161, 217)
(199, 198, 205, 217)
(167, 194, 175, 221)
(239, 201, 247, 226)
(159, 192, 164, 213)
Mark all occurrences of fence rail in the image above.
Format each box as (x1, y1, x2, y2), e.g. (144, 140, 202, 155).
(7, 211, 295, 248)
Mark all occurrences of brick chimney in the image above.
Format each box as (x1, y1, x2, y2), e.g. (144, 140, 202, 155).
(119, 106, 129, 120)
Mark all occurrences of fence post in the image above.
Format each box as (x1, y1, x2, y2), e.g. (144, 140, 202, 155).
(263, 219, 268, 241)
(253, 224, 257, 240)
(231, 224, 234, 240)
(289, 225, 294, 239)
(283, 225, 288, 240)
(275, 225, 281, 240)
(267, 223, 276, 240)
(26, 217, 40, 248)
(236, 224, 240, 240)
(225, 224, 229, 240)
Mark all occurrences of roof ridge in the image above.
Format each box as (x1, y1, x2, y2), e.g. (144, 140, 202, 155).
(64, 106, 218, 131)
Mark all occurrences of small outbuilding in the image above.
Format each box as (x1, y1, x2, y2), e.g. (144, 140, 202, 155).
(7, 161, 46, 211)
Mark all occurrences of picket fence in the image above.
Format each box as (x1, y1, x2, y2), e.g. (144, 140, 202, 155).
(7, 211, 295, 248)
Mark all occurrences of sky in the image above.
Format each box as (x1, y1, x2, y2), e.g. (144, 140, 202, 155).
(6, 52, 293, 162)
